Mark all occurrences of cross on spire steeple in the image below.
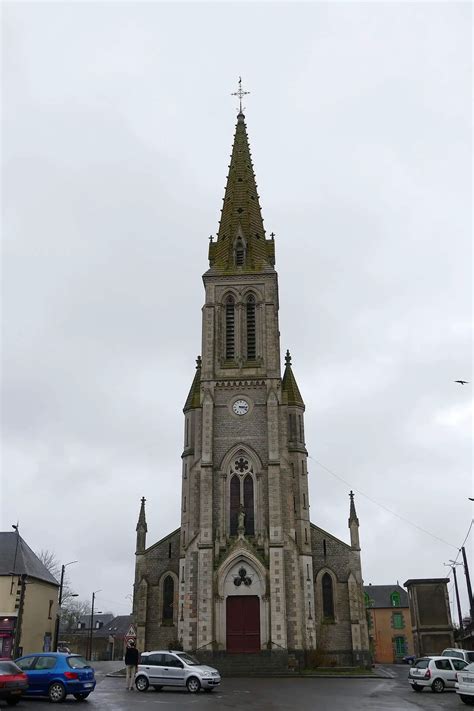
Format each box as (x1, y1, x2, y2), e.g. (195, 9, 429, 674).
(231, 76, 250, 115)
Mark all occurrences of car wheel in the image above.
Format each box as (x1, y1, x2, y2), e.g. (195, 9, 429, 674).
(431, 678, 444, 693)
(186, 676, 201, 693)
(460, 696, 474, 706)
(6, 700, 21, 707)
(49, 682, 67, 703)
(412, 684, 423, 692)
(135, 675, 149, 692)
(73, 693, 90, 701)
(153, 686, 163, 691)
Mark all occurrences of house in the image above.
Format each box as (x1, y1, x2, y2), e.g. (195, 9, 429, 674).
(61, 614, 133, 661)
(0, 531, 59, 657)
(404, 578, 454, 656)
(364, 584, 414, 663)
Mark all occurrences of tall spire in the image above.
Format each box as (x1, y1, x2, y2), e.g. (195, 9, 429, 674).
(208, 92, 275, 273)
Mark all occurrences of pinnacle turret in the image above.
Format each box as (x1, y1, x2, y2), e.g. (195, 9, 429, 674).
(183, 356, 201, 412)
(136, 496, 147, 553)
(348, 491, 360, 550)
(282, 350, 305, 407)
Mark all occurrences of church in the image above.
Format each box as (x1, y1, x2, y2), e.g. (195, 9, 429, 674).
(132, 102, 370, 667)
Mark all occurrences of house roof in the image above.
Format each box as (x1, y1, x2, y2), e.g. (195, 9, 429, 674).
(364, 584, 409, 608)
(103, 615, 133, 637)
(281, 351, 304, 407)
(0, 532, 59, 586)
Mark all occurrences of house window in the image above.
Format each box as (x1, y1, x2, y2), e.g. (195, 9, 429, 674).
(168, 541, 172, 559)
(390, 591, 400, 607)
(162, 576, 174, 622)
(48, 600, 53, 619)
(246, 295, 256, 360)
(322, 573, 335, 620)
(225, 296, 235, 360)
(392, 612, 404, 629)
(303, 493, 306, 509)
(394, 636, 406, 656)
(183, 496, 186, 513)
(323, 539, 327, 558)
(289, 414, 296, 440)
(230, 475, 240, 535)
(185, 418, 189, 447)
(183, 462, 187, 479)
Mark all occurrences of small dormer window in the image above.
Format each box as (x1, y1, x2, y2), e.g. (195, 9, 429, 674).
(235, 239, 245, 266)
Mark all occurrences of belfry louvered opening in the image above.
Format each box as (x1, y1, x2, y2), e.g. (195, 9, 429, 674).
(246, 294, 256, 360)
(225, 296, 235, 360)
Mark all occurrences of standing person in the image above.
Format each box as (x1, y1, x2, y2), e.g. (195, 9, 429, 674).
(124, 639, 139, 691)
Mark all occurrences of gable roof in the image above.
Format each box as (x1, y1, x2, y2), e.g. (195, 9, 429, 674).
(364, 584, 408, 608)
(0, 532, 59, 586)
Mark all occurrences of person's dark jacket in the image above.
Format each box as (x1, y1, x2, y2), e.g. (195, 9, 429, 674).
(125, 646, 139, 665)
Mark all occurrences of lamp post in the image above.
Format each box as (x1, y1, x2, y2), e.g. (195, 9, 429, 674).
(53, 561, 78, 652)
(446, 561, 464, 631)
(87, 590, 102, 661)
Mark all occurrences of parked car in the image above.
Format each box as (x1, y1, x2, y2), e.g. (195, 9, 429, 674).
(456, 660, 474, 705)
(0, 660, 28, 706)
(408, 656, 468, 693)
(442, 648, 474, 665)
(135, 650, 221, 693)
(15, 653, 96, 703)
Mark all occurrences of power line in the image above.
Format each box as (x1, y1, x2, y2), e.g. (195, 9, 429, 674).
(309, 455, 459, 549)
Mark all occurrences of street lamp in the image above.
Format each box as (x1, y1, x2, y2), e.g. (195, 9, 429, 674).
(88, 590, 102, 661)
(53, 561, 78, 652)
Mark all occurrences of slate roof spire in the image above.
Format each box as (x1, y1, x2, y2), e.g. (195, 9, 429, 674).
(282, 350, 305, 407)
(208, 108, 275, 273)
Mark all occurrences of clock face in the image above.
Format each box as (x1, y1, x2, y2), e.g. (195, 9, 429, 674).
(232, 399, 249, 416)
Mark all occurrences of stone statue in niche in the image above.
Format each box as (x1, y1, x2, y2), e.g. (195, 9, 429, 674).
(237, 505, 246, 536)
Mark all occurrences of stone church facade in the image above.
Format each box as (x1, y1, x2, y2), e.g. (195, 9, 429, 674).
(133, 109, 370, 666)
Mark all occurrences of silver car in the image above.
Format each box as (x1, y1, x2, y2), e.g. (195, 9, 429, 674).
(408, 656, 468, 693)
(135, 651, 221, 693)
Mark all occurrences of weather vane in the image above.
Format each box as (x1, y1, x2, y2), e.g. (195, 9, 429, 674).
(231, 76, 250, 114)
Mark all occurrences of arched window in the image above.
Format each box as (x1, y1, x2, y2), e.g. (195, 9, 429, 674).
(246, 295, 256, 360)
(225, 296, 235, 360)
(390, 591, 401, 607)
(235, 239, 245, 266)
(322, 573, 335, 620)
(243, 474, 255, 535)
(162, 575, 174, 622)
(230, 475, 240, 535)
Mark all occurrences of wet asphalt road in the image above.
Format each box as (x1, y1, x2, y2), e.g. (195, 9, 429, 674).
(8, 665, 467, 710)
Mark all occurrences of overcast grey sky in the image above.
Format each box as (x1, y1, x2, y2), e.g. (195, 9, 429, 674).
(2, 2, 472, 619)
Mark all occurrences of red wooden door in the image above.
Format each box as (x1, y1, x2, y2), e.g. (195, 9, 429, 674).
(226, 596, 260, 653)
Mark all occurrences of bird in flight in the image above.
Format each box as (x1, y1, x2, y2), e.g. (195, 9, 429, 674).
(454, 380, 469, 385)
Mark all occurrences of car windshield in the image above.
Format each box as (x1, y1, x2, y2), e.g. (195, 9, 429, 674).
(0, 662, 21, 675)
(67, 656, 90, 669)
(414, 659, 429, 669)
(177, 653, 200, 666)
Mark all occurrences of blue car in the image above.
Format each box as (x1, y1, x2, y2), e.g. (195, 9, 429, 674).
(15, 653, 95, 703)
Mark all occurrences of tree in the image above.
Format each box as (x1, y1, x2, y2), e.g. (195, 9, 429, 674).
(36, 549, 76, 605)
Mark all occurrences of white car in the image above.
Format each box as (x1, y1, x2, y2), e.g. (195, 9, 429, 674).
(442, 649, 474, 665)
(135, 650, 221, 693)
(408, 656, 468, 693)
(456, 661, 474, 705)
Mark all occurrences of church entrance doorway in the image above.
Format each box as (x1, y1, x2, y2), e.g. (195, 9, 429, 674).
(226, 596, 260, 653)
